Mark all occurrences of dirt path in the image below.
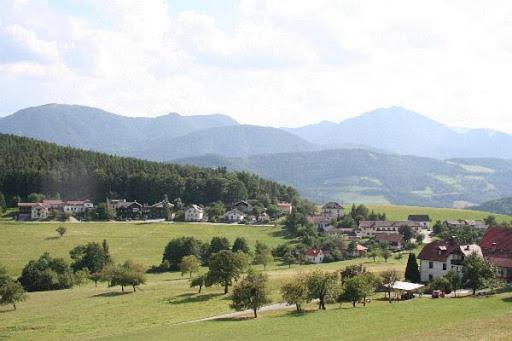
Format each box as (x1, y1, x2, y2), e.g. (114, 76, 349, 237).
(178, 302, 294, 324)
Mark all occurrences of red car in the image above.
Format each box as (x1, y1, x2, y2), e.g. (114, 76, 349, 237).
(431, 290, 445, 298)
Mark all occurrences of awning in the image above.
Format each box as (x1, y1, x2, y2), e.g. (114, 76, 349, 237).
(386, 281, 424, 291)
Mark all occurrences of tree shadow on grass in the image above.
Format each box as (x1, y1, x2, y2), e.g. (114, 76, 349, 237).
(45, 236, 60, 240)
(209, 316, 253, 322)
(168, 293, 224, 305)
(91, 291, 131, 298)
(271, 229, 294, 239)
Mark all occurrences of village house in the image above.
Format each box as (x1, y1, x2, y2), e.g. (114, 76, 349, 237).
(142, 201, 174, 220)
(305, 248, 325, 264)
(223, 208, 245, 223)
(17, 202, 50, 221)
(63, 200, 94, 215)
(408, 215, 430, 229)
(321, 202, 344, 221)
(359, 221, 422, 237)
(374, 233, 405, 251)
(185, 204, 204, 222)
(114, 201, 143, 220)
(307, 215, 330, 231)
(417, 239, 482, 282)
(479, 227, 512, 281)
(444, 219, 488, 230)
(277, 202, 293, 215)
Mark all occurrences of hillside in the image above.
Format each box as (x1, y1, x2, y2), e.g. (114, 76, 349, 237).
(286, 106, 512, 159)
(129, 125, 318, 160)
(471, 197, 512, 215)
(0, 104, 239, 154)
(175, 149, 512, 207)
(0, 134, 298, 205)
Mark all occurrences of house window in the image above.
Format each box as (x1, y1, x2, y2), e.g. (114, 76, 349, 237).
(429, 262, 433, 269)
(443, 263, 447, 270)
(429, 274, 433, 281)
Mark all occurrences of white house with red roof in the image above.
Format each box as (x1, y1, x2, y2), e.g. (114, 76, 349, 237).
(418, 238, 482, 282)
(305, 248, 325, 264)
(277, 202, 293, 215)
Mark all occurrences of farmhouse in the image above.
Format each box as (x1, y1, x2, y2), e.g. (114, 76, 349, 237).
(479, 227, 512, 281)
(185, 204, 204, 222)
(17, 202, 50, 220)
(418, 239, 482, 282)
(277, 202, 293, 215)
(444, 220, 488, 230)
(374, 233, 404, 251)
(359, 221, 422, 237)
(114, 201, 142, 220)
(307, 215, 330, 231)
(63, 200, 94, 215)
(321, 202, 344, 220)
(408, 215, 430, 229)
(233, 200, 253, 214)
(224, 209, 245, 223)
(305, 248, 325, 264)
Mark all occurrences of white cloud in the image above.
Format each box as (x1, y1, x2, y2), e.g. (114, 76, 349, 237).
(1, 0, 512, 132)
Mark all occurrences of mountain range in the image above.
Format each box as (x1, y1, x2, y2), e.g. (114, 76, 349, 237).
(174, 150, 512, 208)
(2, 103, 512, 207)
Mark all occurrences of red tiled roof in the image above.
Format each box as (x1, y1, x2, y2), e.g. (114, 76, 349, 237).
(306, 248, 323, 257)
(277, 202, 292, 208)
(480, 227, 512, 259)
(487, 256, 512, 269)
(417, 240, 461, 262)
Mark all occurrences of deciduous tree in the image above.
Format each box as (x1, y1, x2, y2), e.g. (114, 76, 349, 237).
(179, 255, 200, 278)
(0, 281, 26, 310)
(206, 250, 244, 294)
(230, 269, 270, 318)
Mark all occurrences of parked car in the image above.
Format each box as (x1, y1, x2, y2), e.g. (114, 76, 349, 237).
(432, 290, 445, 298)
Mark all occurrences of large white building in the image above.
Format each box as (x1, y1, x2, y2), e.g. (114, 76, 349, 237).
(63, 200, 94, 215)
(417, 239, 482, 282)
(185, 205, 204, 222)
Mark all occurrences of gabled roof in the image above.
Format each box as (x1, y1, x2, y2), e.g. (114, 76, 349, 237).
(356, 244, 368, 251)
(322, 202, 343, 209)
(374, 233, 404, 244)
(187, 204, 203, 211)
(418, 239, 481, 262)
(18, 202, 49, 208)
(42, 199, 64, 205)
(305, 248, 323, 257)
(225, 208, 244, 216)
(408, 215, 430, 222)
(306, 215, 329, 224)
(116, 201, 142, 208)
(480, 227, 512, 258)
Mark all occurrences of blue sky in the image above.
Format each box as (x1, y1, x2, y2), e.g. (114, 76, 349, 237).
(1, 0, 512, 131)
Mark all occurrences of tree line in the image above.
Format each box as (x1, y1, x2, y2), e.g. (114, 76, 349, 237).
(0, 134, 298, 207)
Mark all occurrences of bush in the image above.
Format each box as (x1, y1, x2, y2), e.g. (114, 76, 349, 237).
(19, 253, 74, 292)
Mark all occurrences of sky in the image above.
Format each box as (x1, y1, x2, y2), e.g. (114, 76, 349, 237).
(1, 0, 512, 131)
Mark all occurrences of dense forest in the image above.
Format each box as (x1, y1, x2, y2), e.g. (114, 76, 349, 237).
(0, 134, 298, 205)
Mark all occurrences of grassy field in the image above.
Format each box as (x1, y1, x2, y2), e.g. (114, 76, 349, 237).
(0, 222, 286, 275)
(1, 205, 511, 340)
(366, 204, 512, 223)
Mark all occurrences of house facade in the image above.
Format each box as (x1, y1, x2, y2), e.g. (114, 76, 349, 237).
(359, 221, 422, 237)
(63, 200, 94, 215)
(305, 248, 325, 264)
(185, 205, 204, 222)
(374, 233, 404, 251)
(115, 201, 143, 220)
(224, 209, 245, 223)
(321, 202, 344, 221)
(479, 227, 512, 281)
(417, 239, 482, 282)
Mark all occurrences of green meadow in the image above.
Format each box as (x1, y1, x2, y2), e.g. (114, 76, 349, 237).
(1, 205, 511, 340)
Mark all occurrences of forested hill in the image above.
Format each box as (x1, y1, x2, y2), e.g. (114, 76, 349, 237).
(0, 134, 298, 205)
